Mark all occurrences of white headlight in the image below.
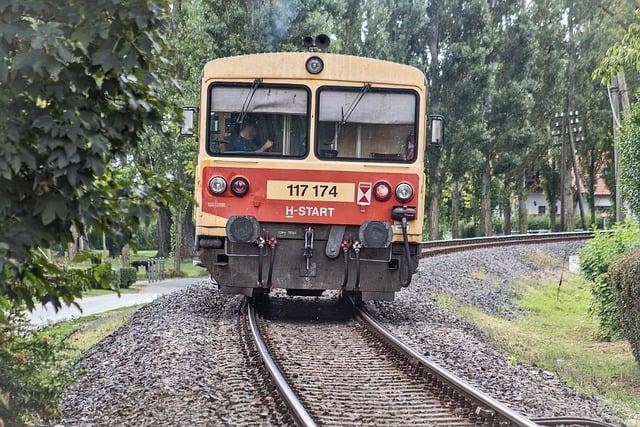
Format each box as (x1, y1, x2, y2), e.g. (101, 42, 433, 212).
(306, 56, 324, 74)
(395, 183, 414, 202)
(208, 176, 227, 195)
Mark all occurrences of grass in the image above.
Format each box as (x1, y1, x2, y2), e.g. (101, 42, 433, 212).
(438, 275, 640, 422)
(470, 269, 488, 280)
(44, 305, 140, 358)
(526, 250, 562, 267)
(80, 287, 140, 297)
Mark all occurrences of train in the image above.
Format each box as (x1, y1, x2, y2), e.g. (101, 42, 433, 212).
(182, 36, 443, 301)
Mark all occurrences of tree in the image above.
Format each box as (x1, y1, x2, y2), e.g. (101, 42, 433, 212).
(0, 0, 182, 317)
(595, 8, 640, 217)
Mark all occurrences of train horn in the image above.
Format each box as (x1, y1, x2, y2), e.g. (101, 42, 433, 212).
(315, 34, 331, 50)
(303, 36, 315, 48)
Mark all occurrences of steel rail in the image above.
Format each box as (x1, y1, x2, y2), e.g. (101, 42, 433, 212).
(246, 298, 317, 427)
(532, 417, 615, 427)
(353, 300, 539, 427)
(421, 231, 596, 257)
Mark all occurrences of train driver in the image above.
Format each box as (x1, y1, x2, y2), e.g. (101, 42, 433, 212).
(228, 120, 274, 153)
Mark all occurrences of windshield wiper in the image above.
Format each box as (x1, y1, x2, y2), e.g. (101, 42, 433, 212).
(237, 79, 262, 124)
(340, 83, 371, 125)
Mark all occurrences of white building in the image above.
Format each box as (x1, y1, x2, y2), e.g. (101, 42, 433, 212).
(524, 176, 612, 217)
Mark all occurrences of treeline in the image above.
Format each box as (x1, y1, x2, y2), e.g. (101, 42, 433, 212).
(161, 0, 637, 249)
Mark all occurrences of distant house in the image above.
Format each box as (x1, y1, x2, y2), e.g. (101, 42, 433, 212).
(524, 175, 612, 216)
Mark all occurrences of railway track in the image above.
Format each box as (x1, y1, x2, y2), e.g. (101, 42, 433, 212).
(243, 233, 615, 426)
(245, 296, 615, 426)
(421, 231, 595, 257)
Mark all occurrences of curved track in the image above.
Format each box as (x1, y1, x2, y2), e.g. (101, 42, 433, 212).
(246, 296, 541, 426)
(244, 233, 615, 427)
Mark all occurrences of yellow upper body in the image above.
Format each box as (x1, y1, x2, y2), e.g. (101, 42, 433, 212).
(195, 52, 427, 242)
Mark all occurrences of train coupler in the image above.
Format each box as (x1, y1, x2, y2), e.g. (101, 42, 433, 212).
(303, 227, 314, 270)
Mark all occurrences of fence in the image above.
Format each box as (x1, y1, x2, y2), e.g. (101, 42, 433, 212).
(146, 257, 165, 282)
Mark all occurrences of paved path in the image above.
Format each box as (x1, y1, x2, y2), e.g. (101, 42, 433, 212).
(27, 277, 204, 327)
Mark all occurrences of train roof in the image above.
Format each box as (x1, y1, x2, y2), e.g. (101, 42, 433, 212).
(202, 52, 426, 88)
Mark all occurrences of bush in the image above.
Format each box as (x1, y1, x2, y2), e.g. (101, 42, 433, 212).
(609, 248, 640, 364)
(119, 267, 138, 288)
(0, 311, 70, 424)
(461, 221, 478, 238)
(106, 268, 120, 290)
(165, 268, 187, 278)
(620, 103, 640, 216)
(580, 220, 640, 338)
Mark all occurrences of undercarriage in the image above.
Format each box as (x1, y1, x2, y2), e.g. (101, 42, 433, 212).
(197, 222, 420, 301)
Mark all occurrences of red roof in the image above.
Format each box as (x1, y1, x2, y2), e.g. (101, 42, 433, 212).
(594, 176, 611, 196)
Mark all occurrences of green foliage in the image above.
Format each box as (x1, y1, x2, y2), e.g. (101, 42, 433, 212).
(594, 10, 640, 83)
(0, 0, 184, 315)
(0, 311, 70, 424)
(580, 220, 640, 338)
(106, 268, 120, 291)
(619, 102, 640, 216)
(609, 248, 640, 365)
(119, 267, 137, 288)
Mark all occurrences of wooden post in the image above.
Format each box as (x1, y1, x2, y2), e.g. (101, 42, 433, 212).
(451, 180, 460, 239)
(560, 117, 566, 231)
(174, 208, 183, 274)
(517, 169, 528, 233)
(609, 75, 623, 223)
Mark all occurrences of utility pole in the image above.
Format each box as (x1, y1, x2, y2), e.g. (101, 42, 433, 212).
(553, 111, 586, 231)
(567, 112, 587, 230)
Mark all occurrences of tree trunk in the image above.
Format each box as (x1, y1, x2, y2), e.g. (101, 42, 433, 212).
(427, 153, 442, 240)
(121, 244, 130, 267)
(180, 204, 195, 259)
(102, 232, 108, 260)
(174, 208, 182, 274)
(451, 180, 460, 239)
(517, 170, 528, 233)
(157, 206, 172, 257)
(503, 182, 512, 236)
(68, 224, 79, 261)
(480, 158, 492, 236)
(587, 151, 597, 227)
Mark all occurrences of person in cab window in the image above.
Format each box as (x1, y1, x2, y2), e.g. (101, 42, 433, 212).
(228, 120, 274, 152)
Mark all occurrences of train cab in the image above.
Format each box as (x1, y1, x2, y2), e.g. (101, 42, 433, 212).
(189, 49, 437, 301)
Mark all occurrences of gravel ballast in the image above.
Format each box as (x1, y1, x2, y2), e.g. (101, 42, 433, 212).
(58, 283, 285, 425)
(369, 241, 621, 423)
(58, 241, 623, 425)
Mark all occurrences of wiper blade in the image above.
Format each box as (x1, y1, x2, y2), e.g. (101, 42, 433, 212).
(340, 83, 371, 125)
(237, 79, 262, 124)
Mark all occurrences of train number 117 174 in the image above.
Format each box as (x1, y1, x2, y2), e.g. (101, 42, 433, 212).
(286, 184, 338, 198)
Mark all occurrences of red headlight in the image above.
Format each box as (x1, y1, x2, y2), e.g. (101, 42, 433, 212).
(373, 181, 392, 201)
(230, 176, 249, 197)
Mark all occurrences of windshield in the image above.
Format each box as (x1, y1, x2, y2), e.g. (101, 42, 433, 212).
(316, 88, 417, 162)
(207, 84, 309, 157)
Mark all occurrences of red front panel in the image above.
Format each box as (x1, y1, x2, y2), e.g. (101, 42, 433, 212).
(202, 167, 419, 225)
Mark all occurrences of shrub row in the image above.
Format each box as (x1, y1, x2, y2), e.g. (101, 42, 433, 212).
(609, 248, 640, 365)
(580, 220, 640, 339)
(106, 267, 138, 289)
